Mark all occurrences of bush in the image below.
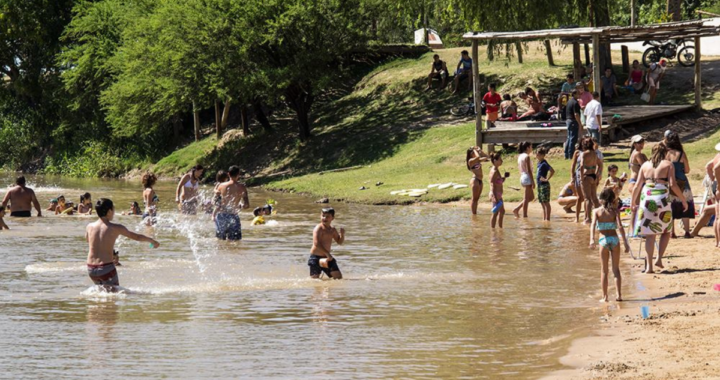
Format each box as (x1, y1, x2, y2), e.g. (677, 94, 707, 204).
(43, 141, 141, 177)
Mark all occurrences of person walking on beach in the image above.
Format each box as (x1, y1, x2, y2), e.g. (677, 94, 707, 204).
(213, 166, 249, 240)
(1, 176, 42, 217)
(467, 146, 489, 215)
(513, 141, 534, 218)
(488, 152, 508, 228)
(664, 132, 695, 238)
(590, 188, 629, 302)
(176, 165, 204, 215)
(632, 142, 687, 273)
(86, 198, 159, 291)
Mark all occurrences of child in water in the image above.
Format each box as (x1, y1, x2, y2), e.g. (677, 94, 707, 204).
(213, 170, 229, 207)
(142, 173, 159, 225)
(252, 204, 274, 225)
(122, 202, 142, 216)
(55, 195, 74, 215)
(78, 193, 94, 215)
(536, 147, 555, 221)
(488, 152, 509, 228)
(590, 188, 630, 302)
(86, 198, 158, 291)
(0, 208, 9, 230)
(46, 199, 58, 212)
(309, 208, 345, 279)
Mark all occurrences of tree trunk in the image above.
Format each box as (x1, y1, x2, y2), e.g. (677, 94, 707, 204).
(215, 99, 222, 139)
(667, 0, 682, 21)
(590, 0, 612, 74)
(221, 99, 231, 129)
(240, 105, 250, 136)
(192, 100, 201, 142)
(252, 98, 273, 133)
(173, 114, 182, 142)
(544, 40, 554, 66)
(630, 0, 636, 26)
(515, 42, 523, 64)
(285, 83, 314, 141)
(487, 40, 495, 61)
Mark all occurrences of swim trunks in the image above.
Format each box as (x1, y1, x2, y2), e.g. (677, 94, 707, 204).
(10, 211, 31, 217)
(215, 212, 241, 240)
(181, 199, 198, 215)
(87, 262, 119, 287)
(537, 183, 551, 203)
(308, 255, 340, 278)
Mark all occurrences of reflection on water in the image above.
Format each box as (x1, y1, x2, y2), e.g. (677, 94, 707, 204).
(0, 175, 610, 378)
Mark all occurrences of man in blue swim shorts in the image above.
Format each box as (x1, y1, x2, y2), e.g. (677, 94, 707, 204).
(213, 165, 249, 241)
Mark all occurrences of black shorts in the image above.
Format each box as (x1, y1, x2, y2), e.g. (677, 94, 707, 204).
(10, 211, 31, 217)
(308, 255, 340, 278)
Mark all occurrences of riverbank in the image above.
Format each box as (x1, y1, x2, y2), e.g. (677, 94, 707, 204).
(544, 230, 720, 379)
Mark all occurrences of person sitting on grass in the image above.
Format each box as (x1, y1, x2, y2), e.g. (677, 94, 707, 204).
(426, 54, 448, 91)
(482, 83, 502, 129)
(451, 50, 473, 95)
(499, 94, 518, 121)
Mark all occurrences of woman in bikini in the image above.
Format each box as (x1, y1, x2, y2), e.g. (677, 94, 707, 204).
(488, 152, 508, 228)
(570, 140, 585, 223)
(466, 146, 489, 215)
(142, 172, 159, 225)
(590, 188, 630, 302)
(632, 142, 687, 274)
(665, 132, 695, 238)
(579, 138, 600, 224)
(512, 141, 534, 218)
(175, 164, 205, 215)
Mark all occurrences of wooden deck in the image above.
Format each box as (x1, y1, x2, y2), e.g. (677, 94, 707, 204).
(482, 104, 695, 145)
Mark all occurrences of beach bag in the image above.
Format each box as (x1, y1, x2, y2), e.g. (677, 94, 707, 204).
(641, 91, 650, 102)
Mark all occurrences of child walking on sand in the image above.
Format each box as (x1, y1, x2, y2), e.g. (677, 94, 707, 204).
(309, 208, 345, 279)
(536, 147, 555, 221)
(590, 188, 630, 302)
(86, 199, 159, 291)
(488, 152, 509, 228)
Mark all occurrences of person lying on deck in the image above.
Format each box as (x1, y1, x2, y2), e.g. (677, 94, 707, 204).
(517, 87, 550, 121)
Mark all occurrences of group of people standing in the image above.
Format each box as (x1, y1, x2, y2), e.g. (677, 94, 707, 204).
(465, 130, 705, 302)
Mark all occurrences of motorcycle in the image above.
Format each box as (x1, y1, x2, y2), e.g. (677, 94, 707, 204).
(642, 38, 695, 67)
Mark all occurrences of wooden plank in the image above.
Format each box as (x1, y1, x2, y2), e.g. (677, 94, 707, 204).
(472, 41, 483, 147)
(695, 36, 702, 109)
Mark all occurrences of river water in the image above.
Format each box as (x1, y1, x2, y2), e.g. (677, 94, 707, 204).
(0, 175, 615, 379)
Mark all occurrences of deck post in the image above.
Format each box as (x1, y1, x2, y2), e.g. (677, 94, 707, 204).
(573, 42, 582, 80)
(544, 40, 554, 66)
(695, 36, 702, 110)
(472, 40, 483, 147)
(584, 44, 590, 66)
(621, 45, 630, 73)
(592, 34, 602, 145)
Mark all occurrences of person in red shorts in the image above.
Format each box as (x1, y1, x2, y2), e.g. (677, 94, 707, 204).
(482, 83, 502, 129)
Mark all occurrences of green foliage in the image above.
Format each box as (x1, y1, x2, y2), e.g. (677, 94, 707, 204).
(42, 141, 140, 177)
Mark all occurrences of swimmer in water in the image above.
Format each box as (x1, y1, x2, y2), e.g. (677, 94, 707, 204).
(309, 207, 345, 279)
(86, 198, 159, 291)
(122, 202, 142, 216)
(78, 192, 94, 215)
(0, 208, 9, 230)
(55, 195, 74, 215)
(46, 198, 58, 212)
(589, 188, 629, 302)
(251, 204, 273, 225)
(142, 173, 159, 225)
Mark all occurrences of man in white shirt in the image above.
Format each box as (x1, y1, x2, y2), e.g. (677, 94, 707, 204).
(584, 91, 602, 144)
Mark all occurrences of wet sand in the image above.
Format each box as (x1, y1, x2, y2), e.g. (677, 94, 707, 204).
(544, 214, 720, 379)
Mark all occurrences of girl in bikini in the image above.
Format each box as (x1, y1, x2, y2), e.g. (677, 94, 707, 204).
(512, 141, 535, 218)
(142, 173, 159, 226)
(466, 146, 489, 215)
(488, 152, 509, 228)
(579, 138, 600, 224)
(176, 164, 204, 215)
(590, 188, 630, 302)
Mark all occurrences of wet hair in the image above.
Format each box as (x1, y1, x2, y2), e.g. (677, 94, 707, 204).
(16, 176, 25, 186)
(80, 192, 91, 204)
(651, 141, 669, 168)
(253, 204, 273, 217)
(581, 137, 594, 151)
(608, 164, 619, 172)
(57, 195, 65, 202)
(488, 83, 496, 90)
(96, 198, 114, 217)
(664, 132, 684, 154)
(216, 170, 228, 183)
(490, 152, 502, 163)
(321, 207, 335, 217)
(592, 91, 600, 98)
(253, 207, 262, 217)
(461, 50, 468, 56)
(536, 147, 548, 156)
(142, 172, 157, 188)
(191, 164, 204, 179)
(518, 141, 532, 154)
(599, 188, 616, 210)
(228, 165, 241, 177)
(502, 94, 511, 100)
(131, 201, 140, 211)
(263, 204, 273, 214)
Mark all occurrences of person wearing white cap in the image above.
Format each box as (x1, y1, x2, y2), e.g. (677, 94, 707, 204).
(646, 61, 665, 105)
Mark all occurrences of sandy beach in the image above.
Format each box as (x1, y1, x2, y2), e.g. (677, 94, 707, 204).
(544, 221, 720, 379)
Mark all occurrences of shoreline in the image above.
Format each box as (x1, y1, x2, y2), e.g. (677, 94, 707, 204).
(543, 226, 720, 379)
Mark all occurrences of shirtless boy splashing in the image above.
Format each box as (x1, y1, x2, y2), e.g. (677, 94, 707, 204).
(86, 199, 159, 291)
(309, 208, 346, 279)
